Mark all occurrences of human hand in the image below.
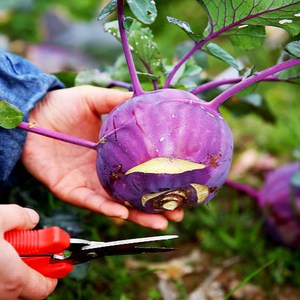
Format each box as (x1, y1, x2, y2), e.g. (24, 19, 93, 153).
(21, 86, 183, 229)
(0, 204, 57, 299)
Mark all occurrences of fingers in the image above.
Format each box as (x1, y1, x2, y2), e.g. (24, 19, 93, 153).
(62, 187, 129, 220)
(163, 208, 184, 223)
(59, 185, 183, 230)
(127, 209, 169, 230)
(59, 184, 184, 229)
(77, 85, 133, 114)
(126, 207, 184, 230)
(0, 242, 57, 300)
(0, 204, 39, 233)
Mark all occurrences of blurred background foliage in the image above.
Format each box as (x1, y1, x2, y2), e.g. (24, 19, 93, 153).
(1, 0, 300, 299)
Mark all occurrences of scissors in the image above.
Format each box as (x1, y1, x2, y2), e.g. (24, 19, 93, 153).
(4, 226, 178, 279)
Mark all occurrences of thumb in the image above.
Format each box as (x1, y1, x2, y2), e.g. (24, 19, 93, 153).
(78, 86, 133, 114)
(0, 204, 39, 233)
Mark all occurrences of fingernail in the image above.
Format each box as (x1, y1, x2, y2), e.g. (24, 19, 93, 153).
(25, 208, 40, 225)
(154, 220, 168, 231)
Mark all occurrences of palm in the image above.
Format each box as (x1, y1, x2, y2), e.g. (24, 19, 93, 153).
(21, 86, 183, 229)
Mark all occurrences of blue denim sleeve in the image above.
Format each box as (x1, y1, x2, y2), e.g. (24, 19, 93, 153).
(0, 50, 64, 187)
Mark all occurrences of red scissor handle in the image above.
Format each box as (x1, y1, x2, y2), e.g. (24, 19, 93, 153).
(5, 226, 73, 278)
(22, 256, 74, 279)
(5, 226, 70, 255)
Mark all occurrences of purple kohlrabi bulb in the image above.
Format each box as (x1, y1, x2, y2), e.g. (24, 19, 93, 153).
(96, 89, 233, 212)
(258, 162, 300, 248)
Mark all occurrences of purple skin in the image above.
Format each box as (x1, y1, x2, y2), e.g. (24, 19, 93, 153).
(96, 88, 233, 212)
(226, 162, 300, 248)
(258, 163, 300, 248)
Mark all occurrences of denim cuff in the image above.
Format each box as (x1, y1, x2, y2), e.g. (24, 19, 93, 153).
(0, 50, 64, 186)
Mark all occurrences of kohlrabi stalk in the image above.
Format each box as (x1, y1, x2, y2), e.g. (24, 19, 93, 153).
(207, 58, 300, 111)
(17, 121, 98, 150)
(107, 80, 133, 91)
(117, 0, 144, 96)
(191, 76, 281, 95)
(225, 178, 259, 201)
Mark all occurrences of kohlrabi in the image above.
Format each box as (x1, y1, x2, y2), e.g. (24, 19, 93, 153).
(2, 0, 300, 213)
(226, 162, 300, 248)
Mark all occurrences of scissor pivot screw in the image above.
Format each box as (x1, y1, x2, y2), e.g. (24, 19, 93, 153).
(87, 251, 98, 258)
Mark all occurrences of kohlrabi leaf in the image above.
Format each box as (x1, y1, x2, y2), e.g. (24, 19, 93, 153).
(285, 41, 300, 57)
(104, 20, 119, 38)
(127, 0, 157, 24)
(165, 57, 202, 89)
(166, 16, 200, 41)
(112, 55, 132, 83)
(0, 100, 23, 129)
(98, 0, 117, 21)
(53, 71, 77, 88)
(276, 41, 300, 81)
(197, 0, 300, 47)
(123, 16, 135, 30)
(75, 69, 113, 87)
(105, 20, 165, 82)
(205, 43, 241, 70)
(223, 93, 276, 123)
(228, 25, 266, 51)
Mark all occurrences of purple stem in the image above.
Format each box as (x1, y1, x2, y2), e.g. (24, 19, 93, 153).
(191, 78, 242, 95)
(117, 0, 144, 96)
(163, 2, 297, 89)
(17, 121, 98, 150)
(191, 76, 281, 95)
(107, 80, 133, 91)
(225, 179, 259, 202)
(207, 58, 300, 111)
(142, 60, 159, 90)
(163, 40, 205, 88)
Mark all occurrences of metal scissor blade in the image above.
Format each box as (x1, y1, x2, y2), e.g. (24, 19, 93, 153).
(68, 235, 178, 265)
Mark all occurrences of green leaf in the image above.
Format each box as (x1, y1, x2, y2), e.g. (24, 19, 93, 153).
(113, 55, 132, 83)
(178, 61, 203, 90)
(166, 16, 200, 41)
(98, 0, 117, 21)
(0, 100, 23, 129)
(53, 71, 77, 88)
(166, 57, 202, 89)
(123, 17, 135, 31)
(285, 41, 300, 57)
(105, 20, 165, 84)
(104, 20, 120, 38)
(205, 43, 241, 70)
(128, 21, 165, 80)
(127, 0, 157, 25)
(196, 0, 300, 44)
(229, 26, 266, 51)
(276, 41, 300, 81)
(75, 69, 113, 87)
